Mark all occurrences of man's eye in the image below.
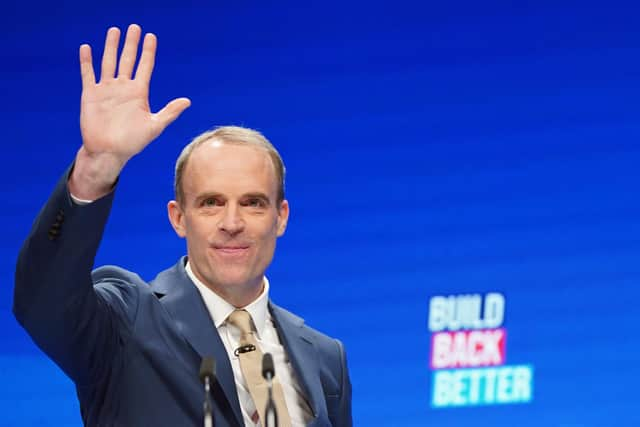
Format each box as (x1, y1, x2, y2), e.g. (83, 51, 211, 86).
(245, 198, 266, 208)
(202, 198, 221, 207)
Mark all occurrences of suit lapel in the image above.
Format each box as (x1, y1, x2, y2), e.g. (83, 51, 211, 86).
(269, 302, 324, 422)
(150, 258, 243, 426)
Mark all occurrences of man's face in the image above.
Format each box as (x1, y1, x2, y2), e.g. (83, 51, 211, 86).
(168, 140, 289, 306)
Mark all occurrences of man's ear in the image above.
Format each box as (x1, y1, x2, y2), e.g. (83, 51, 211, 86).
(167, 200, 186, 238)
(276, 199, 289, 237)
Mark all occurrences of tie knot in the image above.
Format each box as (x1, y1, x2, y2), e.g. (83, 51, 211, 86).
(227, 309, 254, 334)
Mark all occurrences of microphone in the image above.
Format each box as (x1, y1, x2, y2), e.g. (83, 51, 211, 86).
(262, 353, 278, 427)
(199, 357, 216, 427)
(262, 352, 275, 381)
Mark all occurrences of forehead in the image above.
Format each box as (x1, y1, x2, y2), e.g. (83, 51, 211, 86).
(182, 140, 278, 197)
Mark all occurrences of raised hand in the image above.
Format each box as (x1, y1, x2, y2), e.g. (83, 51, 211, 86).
(70, 24, 190, 200)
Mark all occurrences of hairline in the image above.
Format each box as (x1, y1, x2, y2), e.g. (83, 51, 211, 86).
(174, 127, 286, 207)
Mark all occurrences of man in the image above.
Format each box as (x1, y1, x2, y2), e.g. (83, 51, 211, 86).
(13, 24, 352, 427)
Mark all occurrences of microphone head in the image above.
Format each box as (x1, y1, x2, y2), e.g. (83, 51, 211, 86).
(262, 353, 275, 379)
(199, 357, 216, 383)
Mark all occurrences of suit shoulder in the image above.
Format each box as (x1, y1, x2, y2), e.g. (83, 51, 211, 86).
(91, 265, 147, 287)
(90, 265, 152, 325)
(270, 303, 345, 354)
(91, 265, 150, 306)
(301, 322, 344, 351)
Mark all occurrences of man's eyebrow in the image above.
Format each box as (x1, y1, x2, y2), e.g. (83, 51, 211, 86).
(192, 192, 225, 202)
(190, 192, 272, 203)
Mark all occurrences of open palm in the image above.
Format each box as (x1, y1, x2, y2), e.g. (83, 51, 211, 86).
(79, 25, 190, 164)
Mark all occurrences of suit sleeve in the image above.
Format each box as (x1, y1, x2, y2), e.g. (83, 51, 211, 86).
(13, 168, 138, 388)
(334, 339, 353, 427)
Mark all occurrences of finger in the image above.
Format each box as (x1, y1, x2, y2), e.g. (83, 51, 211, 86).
(117, 24, 142, 79)
(79, 44, 96, 87)
(100, 27, 121, 82)
(153, 97, 191, 131)
(135, 33, 157, 84)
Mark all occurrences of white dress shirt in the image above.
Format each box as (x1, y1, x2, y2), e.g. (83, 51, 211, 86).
(186, 262, 313, 427)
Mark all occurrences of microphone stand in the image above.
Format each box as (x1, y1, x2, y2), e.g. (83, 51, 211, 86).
(200, 357, 216, 427)
(204, 376, 213, 427)
(262, 353, 278, 427)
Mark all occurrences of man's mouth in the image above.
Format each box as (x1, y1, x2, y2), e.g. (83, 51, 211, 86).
(212, 245, 250, 256)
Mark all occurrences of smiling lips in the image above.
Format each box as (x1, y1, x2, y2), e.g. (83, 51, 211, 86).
(212, 245, 250, 256)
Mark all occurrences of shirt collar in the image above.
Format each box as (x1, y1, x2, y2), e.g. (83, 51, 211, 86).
(185, 261, 270, 339)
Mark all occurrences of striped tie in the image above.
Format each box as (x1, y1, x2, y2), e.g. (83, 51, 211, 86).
(227, 309, 292, 427)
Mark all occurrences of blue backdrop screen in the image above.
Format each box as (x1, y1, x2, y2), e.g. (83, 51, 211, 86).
(1, 2, 639, 426)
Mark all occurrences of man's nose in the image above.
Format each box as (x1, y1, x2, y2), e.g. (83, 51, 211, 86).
(217, 204, 244, 235)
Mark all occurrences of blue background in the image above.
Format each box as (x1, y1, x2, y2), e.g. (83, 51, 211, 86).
(1, 1, 639, 426)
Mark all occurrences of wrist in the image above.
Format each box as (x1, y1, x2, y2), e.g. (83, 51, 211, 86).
(68, 147, 125, 200)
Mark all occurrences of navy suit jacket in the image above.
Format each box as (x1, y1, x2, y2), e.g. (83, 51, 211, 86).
(14, 172, 352, 427)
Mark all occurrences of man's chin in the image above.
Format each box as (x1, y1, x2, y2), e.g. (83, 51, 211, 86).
(211, 272, 262, 292)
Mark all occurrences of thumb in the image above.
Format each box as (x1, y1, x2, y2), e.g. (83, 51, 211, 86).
(153, 97, 191, 132)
